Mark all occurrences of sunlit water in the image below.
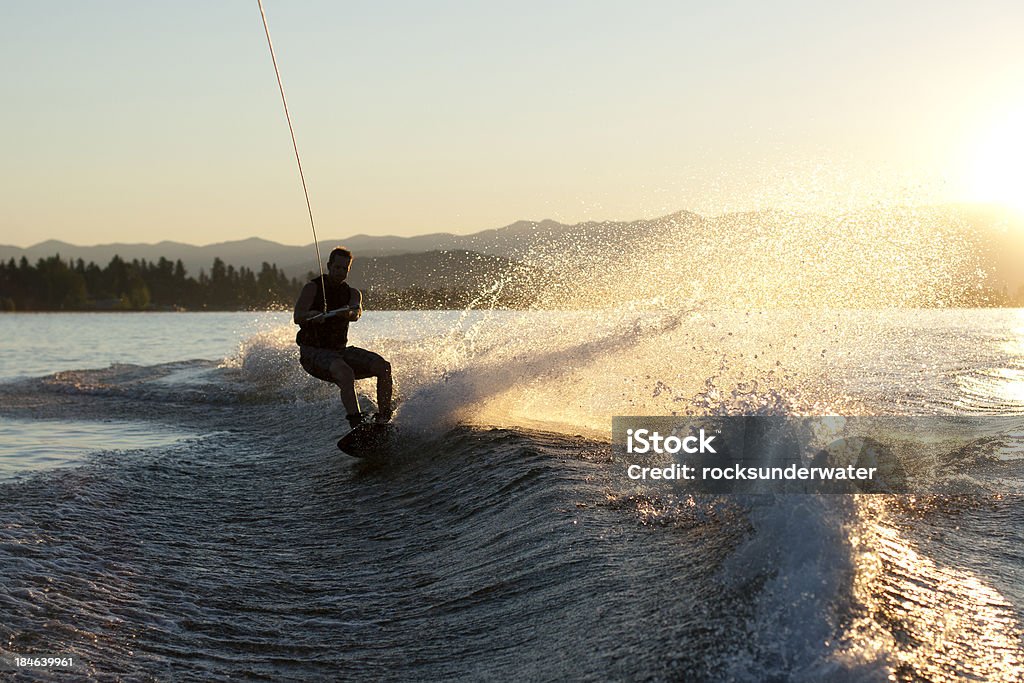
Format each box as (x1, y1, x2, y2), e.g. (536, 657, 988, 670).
(0, 417, 190, 481)
(1, 307, 1023, 680)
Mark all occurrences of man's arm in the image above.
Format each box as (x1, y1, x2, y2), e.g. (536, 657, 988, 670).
(293, 282, 319, 325)
(345, 288, 363, 321)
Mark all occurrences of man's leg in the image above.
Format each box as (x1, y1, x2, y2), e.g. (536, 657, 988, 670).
(328, 358, 360, 422)
(372, 358, 393, 420)
(343, 347, 394, 422)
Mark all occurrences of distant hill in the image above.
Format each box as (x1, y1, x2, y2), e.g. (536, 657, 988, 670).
(0, 237, 313, 280)
(344, 250, 531, 292)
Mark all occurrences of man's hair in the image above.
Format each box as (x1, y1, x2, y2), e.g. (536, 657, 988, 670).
(328, 246, 353, 265)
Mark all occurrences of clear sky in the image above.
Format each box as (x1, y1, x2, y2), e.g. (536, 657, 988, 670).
(2, 0, 1023, 246)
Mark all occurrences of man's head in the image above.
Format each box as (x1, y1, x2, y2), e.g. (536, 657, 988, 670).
(327, 247, 353, 283)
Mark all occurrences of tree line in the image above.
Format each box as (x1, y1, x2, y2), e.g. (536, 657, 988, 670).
(0, 255, 303, 311)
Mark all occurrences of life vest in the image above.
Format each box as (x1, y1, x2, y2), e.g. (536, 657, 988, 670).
(296, 277, 351, 349)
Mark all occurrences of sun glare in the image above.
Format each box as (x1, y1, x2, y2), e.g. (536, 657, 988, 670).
(965, 108, 1024, 213)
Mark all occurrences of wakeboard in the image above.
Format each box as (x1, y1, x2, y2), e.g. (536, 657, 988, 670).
(337, 422, 393, 458)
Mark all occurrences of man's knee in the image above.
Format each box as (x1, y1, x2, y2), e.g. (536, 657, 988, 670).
(372, 359, 392, 378)
(329, 359, 354, 383)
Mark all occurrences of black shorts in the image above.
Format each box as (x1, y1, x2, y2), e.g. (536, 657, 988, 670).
(299, 345, 385, 383)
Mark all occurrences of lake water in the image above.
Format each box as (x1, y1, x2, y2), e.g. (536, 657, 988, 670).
(2, 308, 1024, 680)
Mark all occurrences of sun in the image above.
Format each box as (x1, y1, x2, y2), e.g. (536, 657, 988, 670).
(964, 108, 1024, 213)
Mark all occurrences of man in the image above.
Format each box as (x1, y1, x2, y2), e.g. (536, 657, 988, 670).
(294, 246, 393, 428)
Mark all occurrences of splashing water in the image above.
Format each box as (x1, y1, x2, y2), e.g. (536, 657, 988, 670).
(222, 208, 985, 436)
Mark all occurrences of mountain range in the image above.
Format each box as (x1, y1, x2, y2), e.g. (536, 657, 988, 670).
(3, 207, 1024, 294)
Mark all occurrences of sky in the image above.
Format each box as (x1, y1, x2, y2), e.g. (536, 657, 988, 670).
(2, 0, 1023, 247)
